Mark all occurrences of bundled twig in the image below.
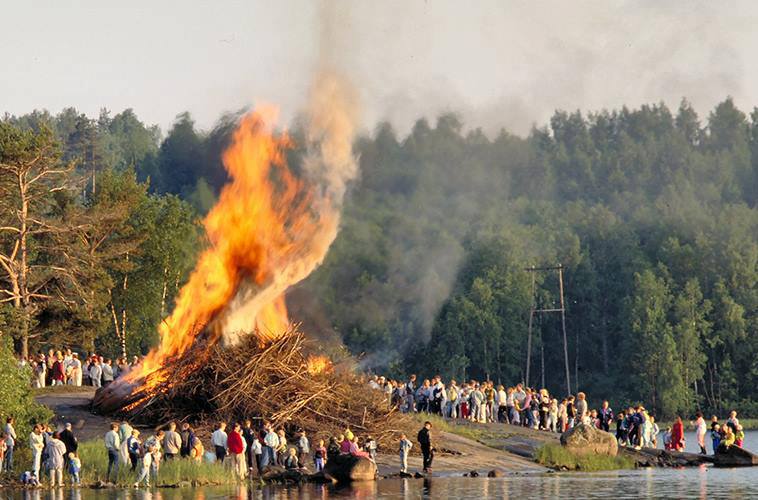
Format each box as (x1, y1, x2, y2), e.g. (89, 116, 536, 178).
(99, 328, 413, 450)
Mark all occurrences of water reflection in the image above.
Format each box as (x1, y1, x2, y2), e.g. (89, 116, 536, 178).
(5, 468, 758, 500)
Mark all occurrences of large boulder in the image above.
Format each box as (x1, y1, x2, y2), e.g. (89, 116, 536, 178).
(323, 454, 377, 482)
(713, 445, 758, 467)
(560, 423, 618, 457)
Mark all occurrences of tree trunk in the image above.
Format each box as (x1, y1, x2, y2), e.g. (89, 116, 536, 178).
(18, 173, 30, 358)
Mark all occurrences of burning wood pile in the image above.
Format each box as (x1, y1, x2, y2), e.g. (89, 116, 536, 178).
(93, 328, 410, 447)
(92, 73, 413, 449)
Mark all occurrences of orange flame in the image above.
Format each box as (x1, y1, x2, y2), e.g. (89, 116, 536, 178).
(126, 72, 358, 389)
(306, 354, 332, 375)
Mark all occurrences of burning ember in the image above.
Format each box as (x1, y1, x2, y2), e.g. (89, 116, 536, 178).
(95, 71, 358, 412)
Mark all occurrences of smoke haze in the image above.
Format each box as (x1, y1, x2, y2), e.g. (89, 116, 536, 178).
(1, 1, 754, 137)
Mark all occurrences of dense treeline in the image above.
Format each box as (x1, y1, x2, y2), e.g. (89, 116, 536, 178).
(0, 110, 200, 358)
(299, 98, 757, 419)
(2, 98, 756, 419)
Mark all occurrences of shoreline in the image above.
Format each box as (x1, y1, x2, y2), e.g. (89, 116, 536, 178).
(18, 386, 751, 491)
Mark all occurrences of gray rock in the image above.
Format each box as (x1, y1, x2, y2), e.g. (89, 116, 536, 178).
(560, 423, 618, 457)
(323, 455, 377, 482)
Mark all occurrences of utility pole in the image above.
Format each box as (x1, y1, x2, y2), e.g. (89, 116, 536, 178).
(525, 264, 572, 395)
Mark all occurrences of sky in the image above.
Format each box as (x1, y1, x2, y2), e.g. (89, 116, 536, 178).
(2, 0, 756, 137)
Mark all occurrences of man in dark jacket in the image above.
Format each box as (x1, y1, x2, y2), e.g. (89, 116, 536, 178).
(242, 420, 257, 475)
(59, 423, 78, 462)
(180, 423, 194, 458)
(417, 421, 434, 473)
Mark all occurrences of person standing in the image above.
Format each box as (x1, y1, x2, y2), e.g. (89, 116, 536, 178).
(133, 445, 154, 488)
(399, 433, 413, 474)
(71, 353, 82, 386)
(297, 430, 310, 467)
(45, 432, 67, 487)
(162, 422, 182, 460)
(67, 452, 81, 485)
(104, 423, 121, 482)
(102, 359, 114, 386)
(575, 392, 588, 425)
(693, 412, 707, 455)
(313, 439, 327, 473)
(417, 421, 434, 474)
(89, 358, 103, 388)
(405, 375, 417, 413)
(51, 354, 66, 386)
(241, 420, 256, 474)
(180, 423, 195, 458)
(3, 417, 16, 472)
(249, 433, 262, 475)
(671, 416, 684, 451)
(59, 423, 78, 467)
(126, 430, 142, 471)
(144, 430, 164, 481)
(29, 425, 45, 480)
(262, 424, 278, 468)
(227, 423, 247, 480)
(211, 422, 228, 464)
(599, 401, 614, 432)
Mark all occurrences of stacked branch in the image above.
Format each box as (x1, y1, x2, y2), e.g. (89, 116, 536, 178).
(102, 328, 413, 450)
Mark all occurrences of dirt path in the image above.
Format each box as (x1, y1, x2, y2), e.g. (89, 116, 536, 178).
(35, 387, 113, 441)
(375, 429, 547, 476)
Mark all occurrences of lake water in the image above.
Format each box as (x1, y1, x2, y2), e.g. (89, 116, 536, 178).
(4, 468, 758, 500)
(3, 432, 757, 500)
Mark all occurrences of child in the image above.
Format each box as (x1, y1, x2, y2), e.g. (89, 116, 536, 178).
(190, 435, 204, 463)
(133, 445, 153, 488)
(711, 423, 722, 453)
(399, 433, 413, 474)
(20, 471, 39, 486)
(365, 436, 378, 461)
(663, 427, 672, 450)
(127, 429, 142, 471)
(68, 452, 81, 485)
(313, 440, 327, 473)
(284, 448, 299, 470)
(735, 425, 745, 448)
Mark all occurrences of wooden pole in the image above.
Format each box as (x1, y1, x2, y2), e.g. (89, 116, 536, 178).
(558, 265, 571, 395)
(525, 269, 536, 386)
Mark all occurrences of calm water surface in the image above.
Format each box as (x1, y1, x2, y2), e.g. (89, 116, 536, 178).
(3, 432, 757, 500)
(3, 469, 758, 500)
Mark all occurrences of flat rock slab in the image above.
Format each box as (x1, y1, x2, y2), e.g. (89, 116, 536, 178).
(713, 446, 758, 467)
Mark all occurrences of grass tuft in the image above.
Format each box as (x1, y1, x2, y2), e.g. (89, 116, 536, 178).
(535, 443, 635, 471)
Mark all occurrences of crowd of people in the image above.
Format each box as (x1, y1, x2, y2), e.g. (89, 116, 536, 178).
(21, 348, 142, 389)
(369, 373, 748, 456)
(1, 418, 80, 487)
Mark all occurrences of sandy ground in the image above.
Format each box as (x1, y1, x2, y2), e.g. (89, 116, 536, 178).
(35, 386, 113, 440)
(38, 387, 549, 476)
(375, 429, 547, 476)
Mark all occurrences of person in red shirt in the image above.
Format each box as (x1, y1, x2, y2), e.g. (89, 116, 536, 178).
(226, 423, 246, 480)
(52, 354, 66, 386)
(671, 416, 685, 451)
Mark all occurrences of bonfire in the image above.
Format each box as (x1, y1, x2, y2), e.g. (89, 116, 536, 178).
(93, 72, 411, 448)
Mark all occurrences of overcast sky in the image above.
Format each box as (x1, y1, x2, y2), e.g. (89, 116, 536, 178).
(2, 1, 756, 137)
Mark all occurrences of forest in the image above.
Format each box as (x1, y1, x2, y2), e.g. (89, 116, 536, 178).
(1, 98, 756, 419)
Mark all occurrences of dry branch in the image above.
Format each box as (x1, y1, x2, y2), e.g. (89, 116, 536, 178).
(95, 328, 414, 450)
